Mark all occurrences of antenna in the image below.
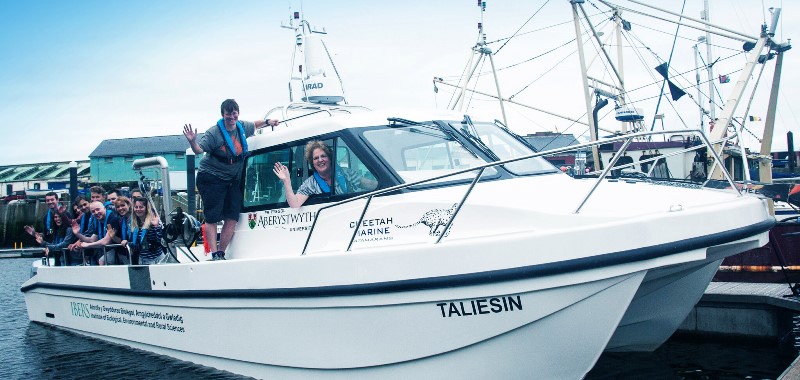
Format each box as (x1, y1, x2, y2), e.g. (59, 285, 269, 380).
(281, 9, 344, 104)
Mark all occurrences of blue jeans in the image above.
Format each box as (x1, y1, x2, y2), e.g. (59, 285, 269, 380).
(139, 253, 165, 265)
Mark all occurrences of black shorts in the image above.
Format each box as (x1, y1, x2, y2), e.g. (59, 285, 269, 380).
(196, 171, 243, 224)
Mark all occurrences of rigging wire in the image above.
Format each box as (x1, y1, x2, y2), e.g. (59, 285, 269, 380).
(649, 0, 688, 131)
(629, 21, 743, 54)
(497, 38, 576, 72)
(447, 50, 477, 109)
(464, 57, 488, 111)
(485, 9, 607, 46)
(507, 12, 611, 100)
(495, 0, 551, 54)
(509, 48, 578, 100)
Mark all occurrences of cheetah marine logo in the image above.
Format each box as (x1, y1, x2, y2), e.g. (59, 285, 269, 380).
(395, 203, 459, 236)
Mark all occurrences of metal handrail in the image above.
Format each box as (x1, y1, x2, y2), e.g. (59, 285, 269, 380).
(100, 243, 132, 265)
(41, 244, 133, 267)
(300, 128, 742, 255)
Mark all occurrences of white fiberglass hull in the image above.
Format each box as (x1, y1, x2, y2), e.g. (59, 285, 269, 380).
(607, 230, 769, 352)
(23, 259, 644, 379)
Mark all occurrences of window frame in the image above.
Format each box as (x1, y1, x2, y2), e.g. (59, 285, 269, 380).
(241, 132, 382, 212)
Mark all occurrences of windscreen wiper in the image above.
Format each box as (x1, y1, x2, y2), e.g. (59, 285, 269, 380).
(494, 118, 538, 152)
(387, 117, 457, 141)
(459, 115, 501, 161)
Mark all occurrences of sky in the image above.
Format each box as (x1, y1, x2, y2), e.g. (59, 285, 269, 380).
(0, 0, 797, 166)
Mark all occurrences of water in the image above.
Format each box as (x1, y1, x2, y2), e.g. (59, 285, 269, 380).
(2, 257, 796, 379)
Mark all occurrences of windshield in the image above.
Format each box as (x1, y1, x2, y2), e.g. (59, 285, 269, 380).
(465, 122, 558, 175)
(362, 123, 497, 184)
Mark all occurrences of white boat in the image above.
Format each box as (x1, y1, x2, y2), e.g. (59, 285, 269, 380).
(434, 1, 789, 352)
(22, 106, 773, 377)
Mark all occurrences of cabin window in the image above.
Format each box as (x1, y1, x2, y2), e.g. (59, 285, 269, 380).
(467, 122, 557, 175)
(243, 137, 378, 209)
(104, 157, 113, 164)
(362, 124, 498, 184)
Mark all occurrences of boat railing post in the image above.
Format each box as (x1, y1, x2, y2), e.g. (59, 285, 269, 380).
(345, 196, 374, 252)
(436, 167, 485, 244)
(301, 210, 323, 256)
(698, 133, 742, 195)
(575, 136, 635, 214)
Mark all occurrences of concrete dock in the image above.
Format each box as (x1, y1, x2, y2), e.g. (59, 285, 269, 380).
(0, 248, 44, 259)
(679, 282, 800, 379)
(680, 282, 800, 338)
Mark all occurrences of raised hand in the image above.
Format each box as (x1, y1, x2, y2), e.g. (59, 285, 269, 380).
(183, 124, 197, 142)
(24, 225, 35, 236)
(71, 218, 80, 235)
(273, 162, 289, 181)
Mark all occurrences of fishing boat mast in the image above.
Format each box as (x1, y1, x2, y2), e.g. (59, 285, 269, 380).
(702, 0, 716, 124)
(571, 0, 601, 168)
(758, 8, 792, 186)
(449, 0, 508, 127)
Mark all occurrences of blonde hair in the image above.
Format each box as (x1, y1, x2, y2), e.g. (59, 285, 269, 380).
(132, 197, 156, 230)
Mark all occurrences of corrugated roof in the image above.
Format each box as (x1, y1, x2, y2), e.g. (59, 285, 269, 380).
(90, 134, 192, 158)
(0, 161, 90, 182)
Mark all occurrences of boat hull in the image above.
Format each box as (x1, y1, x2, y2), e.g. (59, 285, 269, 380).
(607, 234, 768, 352)
(24, 264, 645, 379)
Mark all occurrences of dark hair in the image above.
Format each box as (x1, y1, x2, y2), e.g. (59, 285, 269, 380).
(108, 189, 120, 196)
(45, 191, 58, 199)
(72, 196, 86, 207)
(220, 99, 239, 116)
(53, 206, 72, 234)
(90, 186, 106, 196)
(116, 195, 131, 206)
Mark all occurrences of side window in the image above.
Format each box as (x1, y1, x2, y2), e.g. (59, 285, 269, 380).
(243, 137, 378, 210)
(243, 145, 302, 208)
(334, 137, 378, 194)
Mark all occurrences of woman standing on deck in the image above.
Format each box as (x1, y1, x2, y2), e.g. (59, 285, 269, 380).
(129, 197, 165, 265)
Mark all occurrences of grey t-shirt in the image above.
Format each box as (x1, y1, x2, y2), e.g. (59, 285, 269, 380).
(197, 120, 255, 181)
(297, 168, 365, 196)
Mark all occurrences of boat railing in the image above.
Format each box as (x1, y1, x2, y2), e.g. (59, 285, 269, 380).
(38, 243, 130, 267)
(591, 133, 741, 186)
(301, 128, 740, 255)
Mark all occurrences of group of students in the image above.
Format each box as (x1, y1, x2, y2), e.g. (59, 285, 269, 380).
(25, 186, 166, 266)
